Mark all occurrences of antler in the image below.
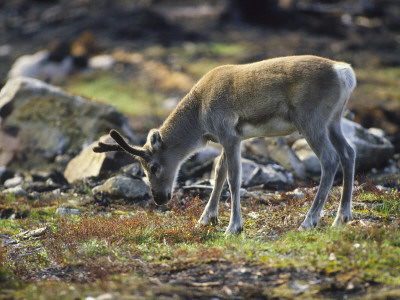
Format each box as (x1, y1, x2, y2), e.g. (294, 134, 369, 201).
(92, 142, 124, 153)
(92, 129, 148, 159)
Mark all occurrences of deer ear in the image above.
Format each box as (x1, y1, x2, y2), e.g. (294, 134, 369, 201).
(148, 129, 162, 150)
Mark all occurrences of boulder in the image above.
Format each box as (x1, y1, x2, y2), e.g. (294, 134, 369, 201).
(243, 136, 306, 179)
(242, 161, 294, 190)
(56, 207, 83, 216)
(243, 119, 394, 179)
(342, 118, 395, 171)
(92, 175, 150, 200)
(211, 157, 294, 190)
(0, 77, 136, 171)
(4, 176, 24, 188)
(64, 135, 136, 183)
(1, 186, 28, 197)
(291, 139, 321, 175)
(291, 118, 395, 176)
(7, 50, 74, 83)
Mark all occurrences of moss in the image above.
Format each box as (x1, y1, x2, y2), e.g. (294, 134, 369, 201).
(66, 73, 164, 117)
(355, 67, 400, 103)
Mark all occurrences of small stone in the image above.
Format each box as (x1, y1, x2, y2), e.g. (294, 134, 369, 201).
(94, 175, 150, 200)
(56, 207, 83, 216)
(89, 55, 115, 70)
(4, 176, 24, 188)
(286, 188, 305, 199)
(2, 186, 28, 197)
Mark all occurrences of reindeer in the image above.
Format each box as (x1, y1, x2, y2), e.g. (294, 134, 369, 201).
(93, 55, 356, 235)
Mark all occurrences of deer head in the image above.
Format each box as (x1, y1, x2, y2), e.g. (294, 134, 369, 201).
(93, 129, 177, 205)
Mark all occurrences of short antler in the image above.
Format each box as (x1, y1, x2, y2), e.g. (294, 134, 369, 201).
(92, 142, 124, 153)
(92, 129, 148, 160)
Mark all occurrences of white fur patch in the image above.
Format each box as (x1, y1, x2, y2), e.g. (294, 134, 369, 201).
(333, 62, 357, 92)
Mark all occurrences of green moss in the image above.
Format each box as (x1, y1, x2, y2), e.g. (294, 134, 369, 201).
(355, 67, 400, 103)
(66, 73, 164, 116)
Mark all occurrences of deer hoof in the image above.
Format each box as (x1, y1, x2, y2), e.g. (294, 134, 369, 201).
(332, 212, 353, 227)
(198, 214, 218, 226)
(298, 216, 320, 231)
(224, 224, 243, 236)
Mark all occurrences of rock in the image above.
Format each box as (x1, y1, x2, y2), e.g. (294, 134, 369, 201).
(56, 207, 83, 216)
(64, 135, 135, 183)
(285, 188, 306, 200)
(2, 186, 28, 197)
(89, 55, 115, 70)
(291, 119, 395, 176)
(182, 181, 216, 199)
(243, 136, 307, 178)
(211, 157, 293, 190)
(120, 162, 144, 178)
(342, 118, 394, 171)
(34, 169, 69, 186)
(244, 163, 294, 190)
(0, 167, 14, 184)
(240, 158, 259, 184)
(8, 50, 74, 83)
(182, 147, 221, 179)
(292, 139, 321, 176)
(0, 77, 136, 171)
(4, 176, 24, 188)
(15, 227, 48, 240)
(27, 181, 60, 193)
(92, 175, 150, 200)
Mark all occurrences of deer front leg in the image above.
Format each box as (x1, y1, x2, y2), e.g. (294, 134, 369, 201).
(224, 141, 243, 235)
(198, 151, 227, 226)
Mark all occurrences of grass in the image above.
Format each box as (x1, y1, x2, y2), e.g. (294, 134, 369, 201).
(1, 182, 400, 299)
(354, 67, 400, 104)
(64, 42, 257, 119)
(66, 72, 165, 117)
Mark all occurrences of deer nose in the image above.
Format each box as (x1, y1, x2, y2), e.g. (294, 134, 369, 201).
(152, 192, 170, 206)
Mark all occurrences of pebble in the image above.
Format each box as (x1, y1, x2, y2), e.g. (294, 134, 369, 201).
(2, 186, 28, 197)
(56, 207, 83, 215)
(4, 176, 24, 188)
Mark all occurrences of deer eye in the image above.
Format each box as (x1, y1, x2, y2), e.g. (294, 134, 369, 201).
(150, 163, 160, 175)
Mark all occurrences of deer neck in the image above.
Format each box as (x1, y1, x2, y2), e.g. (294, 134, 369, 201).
(160, 94, 204, 160)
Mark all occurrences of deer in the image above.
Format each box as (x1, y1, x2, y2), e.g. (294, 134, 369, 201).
(93, 55, 356, 235)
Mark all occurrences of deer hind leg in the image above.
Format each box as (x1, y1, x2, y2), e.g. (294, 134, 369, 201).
(299, 129, 340, 230)
(198, 151, 227, 226)
(329, 122, 355, 226)
(222, 140, 243, 235)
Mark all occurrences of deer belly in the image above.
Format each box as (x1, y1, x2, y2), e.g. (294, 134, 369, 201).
(241, 118, 296, 139)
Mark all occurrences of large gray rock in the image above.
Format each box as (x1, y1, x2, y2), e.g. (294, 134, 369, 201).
(7, 51, 73, 83)
(292, 118, 395, 176)
(241, 159, 294, 190)
(243, 119, 394, 179)
(64, 135, 136, 183)
(291, 139, 321, 175)
(211, 157, 294, 190)
(0, 77, 136, 171)
(92, 175, 150, 200)
(343, 118, 394, 171)
(243, 136, 306, 179)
